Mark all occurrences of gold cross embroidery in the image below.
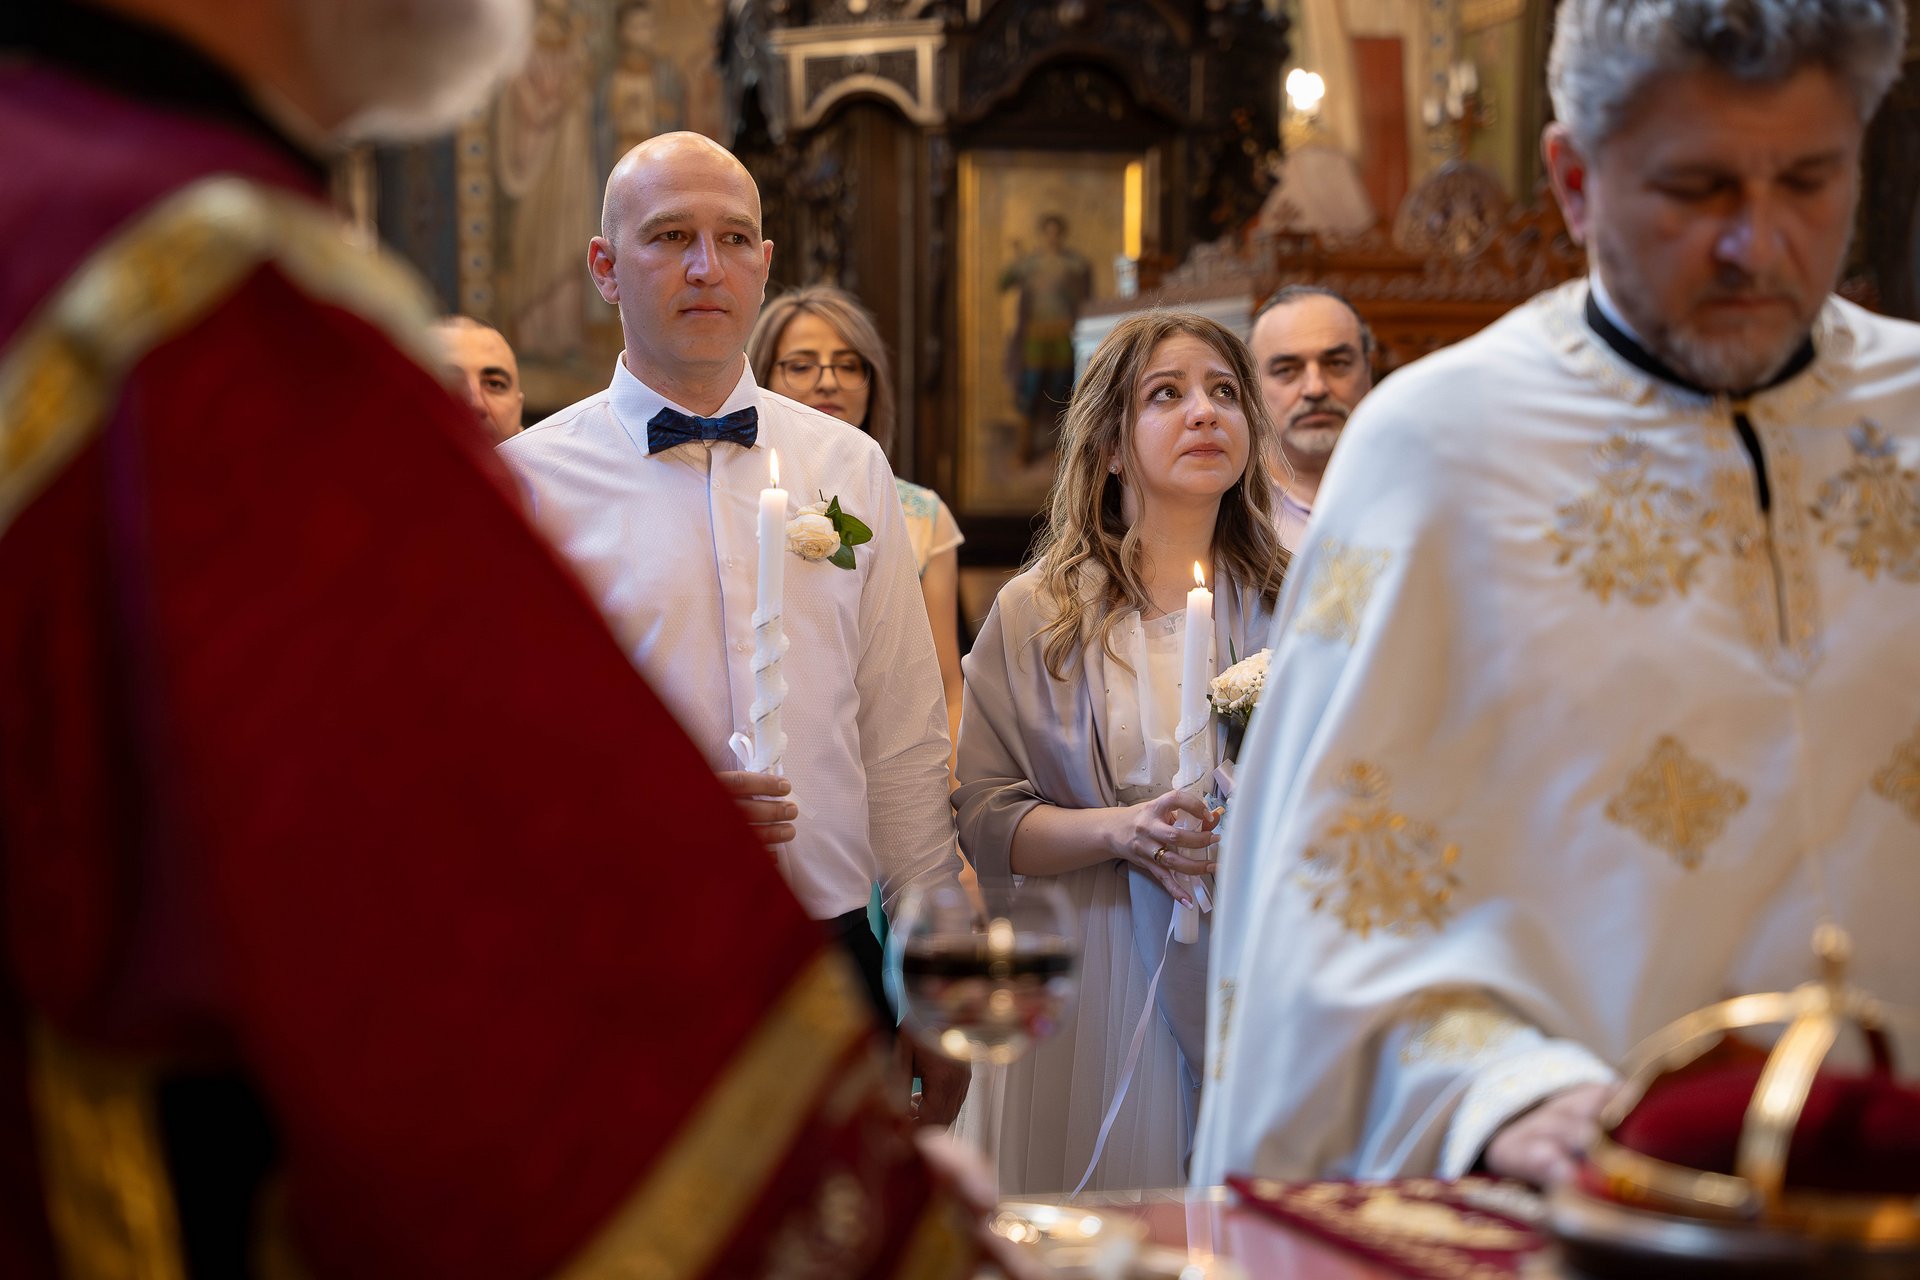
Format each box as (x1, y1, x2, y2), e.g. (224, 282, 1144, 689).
(1399, 990, 1522, 1067)
(1604, 736, 1748, 869)
(1810, 422, 1920, 584)
(1546, 433, 1718, 607)
(1871, 727, 1920, 825)
(1294, 540, 1391, 646)
(1299, 762, 1460, 937)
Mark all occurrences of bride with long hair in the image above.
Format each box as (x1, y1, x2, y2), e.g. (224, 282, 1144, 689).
(954, 310, 1287, 1191)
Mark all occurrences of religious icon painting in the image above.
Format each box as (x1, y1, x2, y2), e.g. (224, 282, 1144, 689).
(377, 0, 730, 416)
(954, 148, 1146, 517)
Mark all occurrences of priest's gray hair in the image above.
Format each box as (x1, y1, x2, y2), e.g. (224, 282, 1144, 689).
(1548, 0, 1908, 151)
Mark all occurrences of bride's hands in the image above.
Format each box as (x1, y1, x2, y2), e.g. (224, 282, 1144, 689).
(1108, 789, 1219, 903)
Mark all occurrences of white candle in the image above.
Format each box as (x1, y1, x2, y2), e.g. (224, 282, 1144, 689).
(751, 449, 789, 774)
(1172, 561, 1215, 944)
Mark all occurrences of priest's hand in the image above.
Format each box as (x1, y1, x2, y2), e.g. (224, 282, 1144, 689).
(1111, 788, 1220, 904)
(1481, 1082, 1613, 1187)
(713, 771, 798, 848)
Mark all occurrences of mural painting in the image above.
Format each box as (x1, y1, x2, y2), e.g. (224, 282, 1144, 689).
(423, 0, 729, 411)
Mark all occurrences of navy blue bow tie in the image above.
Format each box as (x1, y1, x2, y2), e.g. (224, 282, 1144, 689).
(647, 404, 759, 453)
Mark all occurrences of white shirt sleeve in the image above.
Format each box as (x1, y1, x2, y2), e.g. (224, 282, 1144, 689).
(854, 447, 964, 914)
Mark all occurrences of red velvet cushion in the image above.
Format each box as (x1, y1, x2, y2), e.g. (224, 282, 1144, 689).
(1612, 1049, 1920, 1196)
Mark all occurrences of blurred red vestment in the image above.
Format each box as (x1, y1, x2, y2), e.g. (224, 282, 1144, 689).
(0, 7, 977, 1278)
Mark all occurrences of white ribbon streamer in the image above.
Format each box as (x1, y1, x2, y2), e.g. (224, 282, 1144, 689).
(1068, 913, 1178, 1197)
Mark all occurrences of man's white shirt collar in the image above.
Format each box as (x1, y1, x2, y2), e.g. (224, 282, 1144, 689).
(608, 355, 761, 458)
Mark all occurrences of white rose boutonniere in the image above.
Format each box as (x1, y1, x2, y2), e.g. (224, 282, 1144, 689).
(786, 511, 840, 562)
(785, 492, 872, 570)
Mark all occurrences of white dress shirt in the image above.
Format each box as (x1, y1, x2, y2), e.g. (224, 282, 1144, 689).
(498, 358, 961, 920)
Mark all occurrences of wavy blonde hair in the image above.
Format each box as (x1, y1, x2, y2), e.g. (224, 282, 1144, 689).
(1028, 310, 1288, 680)
(746, 285, 898, 458)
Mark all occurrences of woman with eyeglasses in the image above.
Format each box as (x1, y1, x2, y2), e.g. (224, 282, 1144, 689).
(748, 286, 965, 756)
(748, 286, 973, 1130)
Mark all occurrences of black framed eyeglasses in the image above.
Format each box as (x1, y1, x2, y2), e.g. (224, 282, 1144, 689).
(773, 357, 870, 390)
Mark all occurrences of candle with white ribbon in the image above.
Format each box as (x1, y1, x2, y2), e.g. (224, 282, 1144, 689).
(1172, 561, 1215, 944)
(750, 449, 789, 774)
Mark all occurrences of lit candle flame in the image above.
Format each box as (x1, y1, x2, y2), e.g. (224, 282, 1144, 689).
(1193, 561, 1206, 588)
(769, 448, 780, 487)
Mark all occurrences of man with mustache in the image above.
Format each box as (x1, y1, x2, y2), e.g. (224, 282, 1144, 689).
(0, 4, 981, 1277)
(1200, 0, 1920, 1195)
(1249, 285, 1375, 550)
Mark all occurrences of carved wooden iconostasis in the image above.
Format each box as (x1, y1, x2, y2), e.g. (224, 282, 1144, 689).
(364, 0, 1920, 593)
(725, 0, 1291, 563)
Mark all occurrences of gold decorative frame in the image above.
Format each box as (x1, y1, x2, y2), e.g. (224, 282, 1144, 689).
(954, 148, 1147, 516)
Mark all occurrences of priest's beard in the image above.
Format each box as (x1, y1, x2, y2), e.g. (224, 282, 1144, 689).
(303, 0, 532, 142)
(1593, 239, 1821, 394)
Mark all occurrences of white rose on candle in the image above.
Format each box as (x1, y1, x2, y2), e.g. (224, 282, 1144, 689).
(1208, 647, 1271, 725)
(786, 512, 842, 561)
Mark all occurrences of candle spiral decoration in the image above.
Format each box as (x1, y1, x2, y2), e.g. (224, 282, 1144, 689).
(748, 601, 789, 774)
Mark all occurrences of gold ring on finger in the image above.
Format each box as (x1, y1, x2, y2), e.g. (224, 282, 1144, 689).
(1152, 847, 1169, 867)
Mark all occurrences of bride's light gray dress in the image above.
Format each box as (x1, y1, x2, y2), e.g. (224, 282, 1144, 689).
(952, 569, 1271, 1192)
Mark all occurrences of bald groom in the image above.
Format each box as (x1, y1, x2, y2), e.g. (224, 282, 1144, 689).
(496, 135, 968, 1115)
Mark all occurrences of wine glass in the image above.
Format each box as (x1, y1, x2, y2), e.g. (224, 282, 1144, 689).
(884, 877, 1081, 1191)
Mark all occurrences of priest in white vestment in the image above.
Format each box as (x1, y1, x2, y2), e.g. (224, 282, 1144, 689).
(1197, 0, 1920, 1190)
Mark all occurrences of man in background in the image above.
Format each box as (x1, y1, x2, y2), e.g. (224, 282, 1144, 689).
(433, 314, 526, 444)
(0, 2, 981, 1275)
(1200, 0, 1920, 1192)
(1248, 285, 1375, 550)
